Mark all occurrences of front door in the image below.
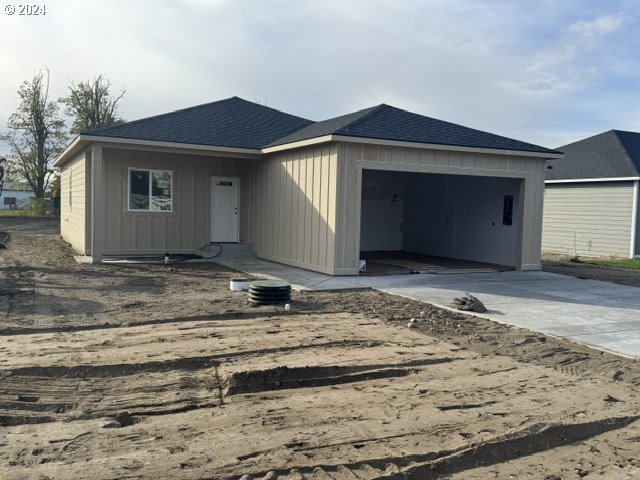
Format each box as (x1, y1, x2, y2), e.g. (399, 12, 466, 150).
(211, 177, 239, 242)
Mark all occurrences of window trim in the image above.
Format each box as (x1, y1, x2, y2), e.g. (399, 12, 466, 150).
(127, 167, 174, 213)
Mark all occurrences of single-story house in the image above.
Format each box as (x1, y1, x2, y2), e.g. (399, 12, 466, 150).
(54, 97, 561, 275)
(0, 184, 35, 210)
(543, 130, 640, 259)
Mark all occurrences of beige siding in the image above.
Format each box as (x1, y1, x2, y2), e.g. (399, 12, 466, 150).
(60, 150, 89, 254)
(542, 182, 634, 258)
(335, 143, 547, 274)
(58, 140, 547, 274)
(244, 145, 339, 274)
(101, 148, 256, 254)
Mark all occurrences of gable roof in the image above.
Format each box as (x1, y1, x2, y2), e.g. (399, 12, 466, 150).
(546, 130, 640, 180)
(83, 96, 313, 150)
(268, 104, 558, 155)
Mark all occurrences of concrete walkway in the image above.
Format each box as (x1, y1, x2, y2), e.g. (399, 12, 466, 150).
(213, 245, 640, 358)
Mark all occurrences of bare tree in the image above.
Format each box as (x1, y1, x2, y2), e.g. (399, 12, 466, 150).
(0, 157, 6, 196)
(0, 69, 67, 198)
(61, 74, 126, 134)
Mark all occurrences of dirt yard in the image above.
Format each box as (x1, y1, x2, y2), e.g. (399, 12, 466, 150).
(1, 218, 640, 480)
(543, 257, 640, 289)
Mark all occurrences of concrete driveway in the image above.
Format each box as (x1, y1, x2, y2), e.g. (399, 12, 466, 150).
(213, 246, 640, 358)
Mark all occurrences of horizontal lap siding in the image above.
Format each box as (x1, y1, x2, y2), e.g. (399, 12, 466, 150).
(102, 148, 255, 253)
(244, 145, 338, 274)
(60, 151, 88, 254)
(542, 182, 634, 258)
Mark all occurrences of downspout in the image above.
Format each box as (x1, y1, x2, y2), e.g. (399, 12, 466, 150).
(631, 180, 638, 259)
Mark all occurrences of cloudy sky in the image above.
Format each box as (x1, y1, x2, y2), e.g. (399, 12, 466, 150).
(1, 0, 639, 157)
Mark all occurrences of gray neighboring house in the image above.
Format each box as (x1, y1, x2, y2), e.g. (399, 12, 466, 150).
(0, 183, 35, 210)
(543, 130, 640, 259)
(54, 97, 560, 275)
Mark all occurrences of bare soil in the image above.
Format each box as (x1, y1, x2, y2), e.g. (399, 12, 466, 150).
(1, 217, 640, 479)
(543, 255, 640, 289)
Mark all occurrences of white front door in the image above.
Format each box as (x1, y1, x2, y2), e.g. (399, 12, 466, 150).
(211, 177, 239, 242)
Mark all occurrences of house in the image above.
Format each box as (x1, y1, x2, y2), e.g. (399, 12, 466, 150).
(543, 130, 640, 259)
(0, 183, 35, 210)
(54, 97, 561, 275)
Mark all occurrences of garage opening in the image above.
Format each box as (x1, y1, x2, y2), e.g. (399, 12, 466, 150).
(359, 169, 521, 275)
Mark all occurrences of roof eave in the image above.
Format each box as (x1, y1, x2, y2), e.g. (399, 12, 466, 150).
(54, 132, 561, 167)
(54, 135, 262, 167)
(263, 134, 562, 159)
(53, 135, 84, 167)
(332, 135, 562, 158)
(261, 135, 334, 153)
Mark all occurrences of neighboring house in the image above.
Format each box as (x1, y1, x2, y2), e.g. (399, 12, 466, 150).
(543, 130, 640, 259)
(54, 97, 560, 275)
(0, 184, 35, 210)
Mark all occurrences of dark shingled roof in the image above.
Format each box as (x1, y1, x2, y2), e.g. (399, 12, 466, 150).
(546, 130, 640, 180)
(82, 97, 557, 155)
(268, 104, 557, 154)
(83, 96, 313, 150)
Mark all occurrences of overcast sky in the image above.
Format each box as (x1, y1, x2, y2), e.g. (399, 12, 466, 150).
(1, 0, 639, 157)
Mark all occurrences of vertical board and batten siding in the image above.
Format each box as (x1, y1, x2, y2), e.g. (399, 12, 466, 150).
(542, 182, 634, 258)
(60, 150, 90, 254)
(244, 144, 338, 274)
(101, 148, 256, 254)
(334, 143, 546, 274)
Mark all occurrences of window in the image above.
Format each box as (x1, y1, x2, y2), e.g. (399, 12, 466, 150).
(3, 197, 16, 206)
(128, 169, 173, 211)
(68, 170, 72, 209)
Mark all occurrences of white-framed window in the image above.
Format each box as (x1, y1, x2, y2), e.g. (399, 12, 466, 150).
(128, 168, 173, 212)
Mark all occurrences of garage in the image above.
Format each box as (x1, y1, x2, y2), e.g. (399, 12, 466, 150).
(359, 169, 521, 274)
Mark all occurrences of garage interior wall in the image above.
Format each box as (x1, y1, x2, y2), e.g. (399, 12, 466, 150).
(542, 182, 634, 258)
(360, 170, 521, 266)
(360, 171, 404, 251)
(404, 174, 520, 266)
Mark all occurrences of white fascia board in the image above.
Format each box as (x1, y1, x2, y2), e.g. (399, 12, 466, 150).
(263, 134, 562, 159)
(54, 135, 261, 166)
(81, 135, 261, 157)
(55, 132, 561, 165)
(546, 177, 640, 184)
(331, 135, 563, 159)
(53, 135, 83, 167)
(260, 135, 334, 153)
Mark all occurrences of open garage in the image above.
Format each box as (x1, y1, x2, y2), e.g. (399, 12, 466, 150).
(359, 169, 522, 273)
(333, 138, 556, 276)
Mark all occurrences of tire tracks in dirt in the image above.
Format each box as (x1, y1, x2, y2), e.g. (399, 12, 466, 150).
(218, 416, 639, 480)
